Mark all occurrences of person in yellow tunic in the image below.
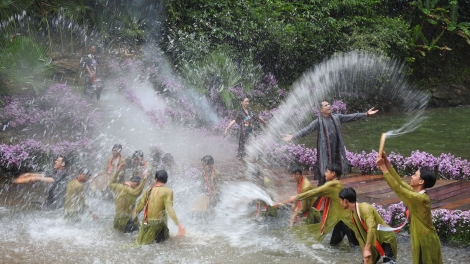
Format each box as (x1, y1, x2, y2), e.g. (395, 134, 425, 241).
(339, 187, 397, 264)
(376, 152, 442, 264)
(105, 144, 126, 183)
(274, 163, 358, 247)
(64, 168, 98, 221)
(132, 170, 185, 245)
(130, 150, 152, 187)
(289, 165, 320, 226)
(109, 164, 148, 232)
(89, 144, 126, 194)
(252, 169, 277, 218)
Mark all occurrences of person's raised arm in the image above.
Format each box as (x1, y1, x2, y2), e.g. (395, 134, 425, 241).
(109, 163, 126, 189)
(223, 120, 237, 138)
(127, 171, 148, 196)
(378, 152, 413, 192)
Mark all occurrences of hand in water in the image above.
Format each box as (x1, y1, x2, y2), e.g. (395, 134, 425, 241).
(177, 224, 186, 237)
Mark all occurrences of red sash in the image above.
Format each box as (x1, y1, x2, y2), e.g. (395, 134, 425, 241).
(352, 203, 385, 257)
(296, 177, 309, 217)
(143, 183, 163, 224)
(107, 154, 122, 174)
(255, 202, 268, 217)
(314, 197, 330, 235)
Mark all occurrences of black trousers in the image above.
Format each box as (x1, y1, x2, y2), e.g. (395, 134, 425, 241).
(330, 220, 359, 247)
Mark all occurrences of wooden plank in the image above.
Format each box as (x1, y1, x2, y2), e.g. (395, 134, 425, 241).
(439, 197, 470, 210)
(428, 182, 470, 201)
(340, 175, 383, 184)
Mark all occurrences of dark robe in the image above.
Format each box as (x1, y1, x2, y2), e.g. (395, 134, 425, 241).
(45, 169, 69, 209)
(293, 113, 366, 185)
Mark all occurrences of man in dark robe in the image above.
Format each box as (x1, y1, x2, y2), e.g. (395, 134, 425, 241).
(282, 101, 378, 185)
(14, 156, 69, 209)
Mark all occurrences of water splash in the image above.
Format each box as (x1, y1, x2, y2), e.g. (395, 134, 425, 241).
(246, 51, 430, 173)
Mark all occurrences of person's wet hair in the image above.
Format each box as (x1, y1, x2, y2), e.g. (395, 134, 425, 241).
(79, 168, 91, 177)
(419, 167, 437, 188)
(201, 155, 214, 165)
(326, 163, 342, 179)
(155, 170, 168, 183)
(162, 153, 174, 164)
(288, 164, 302, 175)
(58, 155, 68, 167)
(339, 187, 357, 203)
(133, 150, 144, 159)
(112, 144, 122, 152)
(130, 176, 141, 183)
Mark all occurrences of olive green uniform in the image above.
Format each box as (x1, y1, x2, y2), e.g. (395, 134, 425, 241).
(351, 202, 397, 263)
(134, 185, 180, 245)
(384, 168, 442, 264)
(64, 179, 86, 220)
(109, 170, 147, 231)
(292, 180, 353, 244)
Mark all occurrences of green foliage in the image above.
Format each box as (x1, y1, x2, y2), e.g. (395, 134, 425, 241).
(181, 48, 262, 109)
(0, 37, 53, 94)
(409, 0, 470, 55)
(162, 0, 413, 85)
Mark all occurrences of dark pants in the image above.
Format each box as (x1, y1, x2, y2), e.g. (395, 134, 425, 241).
(330, 220, 359, 247)
(155, 226, 169, 243)
(381, 243, 396, 263)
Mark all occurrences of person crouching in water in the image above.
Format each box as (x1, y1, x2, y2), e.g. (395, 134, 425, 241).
(339, 187, 397, 264)
(109, 164, 147, 233)
(64, 168, 98, 221)
(132, 170, 185, 245)
(289, 165, 320, 226)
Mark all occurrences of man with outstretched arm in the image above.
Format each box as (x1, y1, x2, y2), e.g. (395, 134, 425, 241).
(274, 163, 359, 247)
(282, 101, 378, 185)
(14, 155, 69, 209)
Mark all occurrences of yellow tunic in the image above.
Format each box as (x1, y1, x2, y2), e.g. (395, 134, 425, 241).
(351, 202, 397, 263)
(296, 176, 320, 224)
(292, 180, 353, 244)
(134, 185, 179, 245)
(104, 155, 126, 183)
(256, 176, 277, 217)
(64, 179, 85, 220)
(383, 168, 442, 264)
(109, 170, 147, 231)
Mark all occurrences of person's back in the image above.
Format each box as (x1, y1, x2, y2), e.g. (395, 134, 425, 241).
(134, 170, 184, 245)
(64, 178, 85, 219)
(140, 186, 174, 221)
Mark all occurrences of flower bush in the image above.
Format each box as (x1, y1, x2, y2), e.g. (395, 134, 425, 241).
(0, 84, 100, 172)
(265, 142, 470, 180)
(373, 202, 470, 244)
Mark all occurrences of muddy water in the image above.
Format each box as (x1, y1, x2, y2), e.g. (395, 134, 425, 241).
(1, 179, 469, 264)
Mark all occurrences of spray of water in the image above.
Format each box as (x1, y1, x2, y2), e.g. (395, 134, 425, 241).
(246, 51, 430, 173)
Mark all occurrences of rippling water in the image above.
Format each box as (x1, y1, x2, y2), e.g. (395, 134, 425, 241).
(1, 180, 469, 264)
